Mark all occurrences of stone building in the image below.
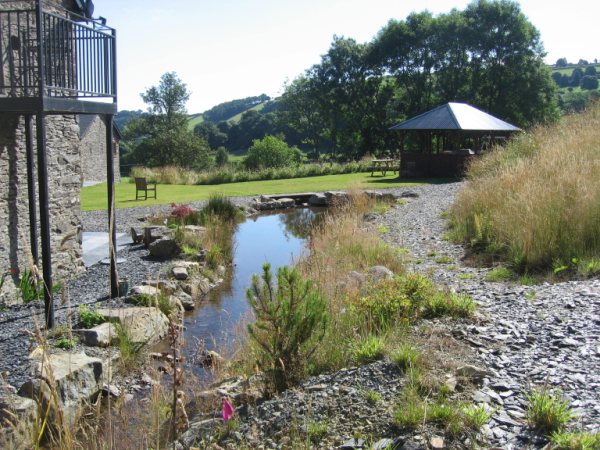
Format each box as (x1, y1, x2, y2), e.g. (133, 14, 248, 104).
(79, 114, 121, 185)
(0, 0, 118, 319)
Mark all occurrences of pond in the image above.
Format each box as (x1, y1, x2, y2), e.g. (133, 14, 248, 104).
(180, 207, 322, 377)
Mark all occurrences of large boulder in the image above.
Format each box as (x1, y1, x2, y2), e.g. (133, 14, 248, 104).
(148, 237, 181, 259)
(96, 307, 169, 345)
(18, 351, 107, 426)
(73, 322, 119, 347)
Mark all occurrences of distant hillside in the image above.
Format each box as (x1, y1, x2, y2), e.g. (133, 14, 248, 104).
(187, 113, 204, 130)
(114, 109, 144, 131)
(202, 94, 270, 123)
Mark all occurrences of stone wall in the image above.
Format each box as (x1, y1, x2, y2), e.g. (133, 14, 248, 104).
(0, 114, 85, 304)
(79, 115, 121, 185)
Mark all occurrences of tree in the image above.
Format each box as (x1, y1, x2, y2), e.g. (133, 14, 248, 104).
(570, 68, 583, 87)
(584, 65, 597, 76)
(123, 72, 212, 169)
(580, 75, 599, 90)
(555, 57, 568, 67)
(578, 59, 589, 66)
(215, 146, 229, 167)
(244, 135, 302, 170)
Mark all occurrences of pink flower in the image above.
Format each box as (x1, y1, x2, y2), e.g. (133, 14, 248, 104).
(222, 397, 234, 421)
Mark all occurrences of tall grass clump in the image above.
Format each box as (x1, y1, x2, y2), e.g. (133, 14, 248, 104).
(450, 103, 600, 273)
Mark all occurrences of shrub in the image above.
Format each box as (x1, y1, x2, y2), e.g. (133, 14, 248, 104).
(244, 135, 302, 170)
(215, 146, 229, 167)
(78, 305, 105, 328)
(526, 388, 574, 434)
(246, 264, 328, 392)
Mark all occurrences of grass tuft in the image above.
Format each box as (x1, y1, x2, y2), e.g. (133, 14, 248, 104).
(526, 388, 574, 434)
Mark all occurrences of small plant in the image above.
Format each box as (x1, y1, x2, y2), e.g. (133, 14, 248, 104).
(549, 430, 600, 450)
(55, 336, 77, 349)
(78, 304, 105, 328)
(462, 404, 492, 433)
(115, 323, 145, 372)
(520, 274, 536, 285)
(377, 223, 390, 234)
(307, 421, 328, 444)
(457, 273, 475, 280)
(526, 388, 574, 434)
(485, 266, 513, 282)
(246, 264, 328, 392)
(427, 251, 437, 257)
(394, 385, 426, 428)
(362, 389, 382, 405)
(352, 334, 385, 364)
(577, 257, 600, 278)
(435, 255, 453, 264)
(525, 290, 537, 301)
(392, 344, 421, 372)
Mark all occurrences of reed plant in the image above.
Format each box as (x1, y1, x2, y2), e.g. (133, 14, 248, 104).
(450, 103, 600, 273)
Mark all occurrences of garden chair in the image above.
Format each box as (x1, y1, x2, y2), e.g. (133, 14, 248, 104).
(135, 177, 157, 200)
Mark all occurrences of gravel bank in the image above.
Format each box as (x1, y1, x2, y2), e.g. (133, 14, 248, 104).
(377, 182, 600, 445)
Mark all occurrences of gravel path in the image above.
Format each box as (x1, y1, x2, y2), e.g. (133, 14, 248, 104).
(378, 183, 600, 445)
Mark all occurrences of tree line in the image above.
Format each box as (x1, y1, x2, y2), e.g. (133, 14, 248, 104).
(122, 0, 559, 169)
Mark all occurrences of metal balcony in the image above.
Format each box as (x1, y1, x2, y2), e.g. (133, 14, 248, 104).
(0, 0, 116, 114)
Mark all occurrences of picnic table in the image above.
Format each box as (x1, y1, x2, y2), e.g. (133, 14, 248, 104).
(370, 158, 399, 176)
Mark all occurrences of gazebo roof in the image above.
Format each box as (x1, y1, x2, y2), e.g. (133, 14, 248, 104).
(390, 102, 520, 132)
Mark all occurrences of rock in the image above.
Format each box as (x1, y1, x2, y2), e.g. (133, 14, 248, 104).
(372, 438, 395, 450)
(339, 438, 365, 449)
(216, 265, 227, 277)
(197, 350, 224, 368)
(73, 322, 119, 347)
(96, 307, 169, 345)
(18, 351, 106, 426)
(148, 238, 181, 259)
(176, 292, 195, 311)
(430, 436, 445, 449)
(456, 364, 489, 383)
(309, 193, 328, 206)
(277, 198, 296, 208)
(399, 190, 419, 198)
(369, 266, 394, 282)
(142, 279, 177, 295)
(129, 285, 160, 298)
(101, 383, 121, 398)
(0, 390, 37, 426)
(325, 191, 349, 205)
(172, 266, 189, 281)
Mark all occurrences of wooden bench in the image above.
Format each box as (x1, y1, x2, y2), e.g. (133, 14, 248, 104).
(135, 177, 157, 200)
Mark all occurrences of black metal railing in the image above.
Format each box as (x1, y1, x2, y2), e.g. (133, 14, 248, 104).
(0, 0, 115, 100)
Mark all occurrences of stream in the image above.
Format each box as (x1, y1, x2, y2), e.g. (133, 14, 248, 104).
(180, 207, 322, 377)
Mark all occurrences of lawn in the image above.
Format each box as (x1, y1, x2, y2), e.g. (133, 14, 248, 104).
(81, 172, 438, 211)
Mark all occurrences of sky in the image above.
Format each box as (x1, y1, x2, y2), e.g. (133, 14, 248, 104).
(93, 0, 599, 114)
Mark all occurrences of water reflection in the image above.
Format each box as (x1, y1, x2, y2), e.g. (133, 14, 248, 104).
(181, 207, 321, 377)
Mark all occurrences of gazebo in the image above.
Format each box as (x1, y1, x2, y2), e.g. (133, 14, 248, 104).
(390, 102, 520, 177)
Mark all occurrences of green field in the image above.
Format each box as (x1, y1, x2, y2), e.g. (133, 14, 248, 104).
(550, 64, 600, 76)
(227, 102, 266, 124)
(81, 173, 434, 211)
(187, 113, 204, 130)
